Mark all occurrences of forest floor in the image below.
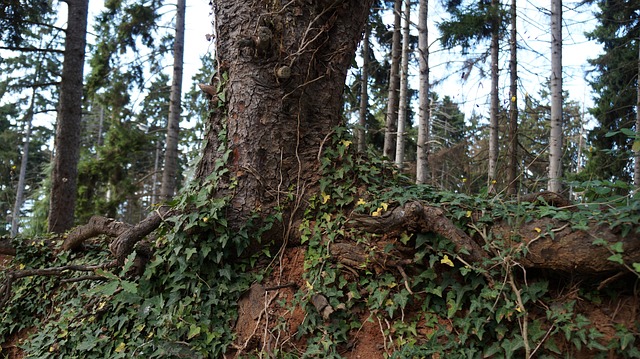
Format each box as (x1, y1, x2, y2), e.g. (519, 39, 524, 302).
(228, 245, 639, 358)
(1, 246, 638, 358)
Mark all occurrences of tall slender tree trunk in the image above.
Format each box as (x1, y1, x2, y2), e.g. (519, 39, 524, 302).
(488, 0, 500, 193)
(507, 0, 518, 196)
(383, 0, 402, 160)
(549, 0, 563, 193)
(11, 87, 36, 236)
(416, 0, 430, 184)
(357, 23, 370, 153)
(160, 0, 186, 200)
(635, 38, 640, 189)
(395, 0, 410, 170)
(48, 0, 89, 233)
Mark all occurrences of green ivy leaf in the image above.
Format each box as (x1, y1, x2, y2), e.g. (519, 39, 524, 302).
(121, 280, 138, 294)
(188, 324, 201, 339)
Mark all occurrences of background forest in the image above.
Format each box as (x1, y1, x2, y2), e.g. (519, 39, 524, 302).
(1, 0, 639, 235)
(1, 0, 640, 358)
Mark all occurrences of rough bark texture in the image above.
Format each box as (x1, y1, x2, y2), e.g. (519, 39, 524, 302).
(549, 0, 563, 193)
(383, 0, 402, 160)
(196, 0, 373, 247)
(48, 0, 89, 233)
(160, 0, 186, 200)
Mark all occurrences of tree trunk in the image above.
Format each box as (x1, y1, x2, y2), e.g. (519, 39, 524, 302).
(11, 87, 35, 237)
(507, 0, 518, 196)
(160, 0, 186, 201)
(383, 0, 402, 160)
(416, 0, 430, 184)
(48, 0, 89, 233)
(549, 0, 563, 193)
(488, 0, 500, 193)
(357, 23, 370, 153)
(195, 0, 373, 246)
(635, 37, 640, 189)
(395, 0, 410, 170)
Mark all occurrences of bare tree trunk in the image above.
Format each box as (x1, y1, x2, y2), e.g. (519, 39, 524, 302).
(488, 0, 500, 193)
(48, 0, 89, 233)
(357, 23, 370, 153)
(383, 0, 402, 160)
(160, 0, 186, 200)
(549, 0, 563, 193)
(507, 0, 518, 196)
(416, 0, 430, 184)
(635, 37, 640, 189)
(11, 87, 36, 237)
(395, 0, 410, 170)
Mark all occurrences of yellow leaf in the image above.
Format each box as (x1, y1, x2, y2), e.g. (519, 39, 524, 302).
(466, 210, 472, 218)
(321, 192, 330, 204)
(19, 263, 25, 270)
(534, 227, 541, 233)
(372, 208, 382, 217)
(515, 305, 523, 313)
(305, 281, 313, 290)
(356, 198, 366, 206)
(115, 342, 126, 353)
(381, 202, 388, 211)
(462, 178, 467, 183)
(440, 255, 454, 267)
(511, 96, 516, 102)
(341, 140, 352, 148)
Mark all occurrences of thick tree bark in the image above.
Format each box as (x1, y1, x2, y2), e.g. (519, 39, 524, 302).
(48, 0, 89, 233)
(160, 0, 186, 200)
(549, 0, 563, 193)
(488, 0, 500, 193)
(383, 0, 402, 160)
(196, 0, 373, 247)
(507, 0, 518, 196)
(416, 0, 430, 184)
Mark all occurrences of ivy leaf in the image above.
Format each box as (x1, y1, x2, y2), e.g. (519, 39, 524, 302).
(121, 280, 138, 294)
(188, 324, 201, 339)
(95, 268, 119, 281)
(607, 253, 624, 264)
(90, 281, 119, 296)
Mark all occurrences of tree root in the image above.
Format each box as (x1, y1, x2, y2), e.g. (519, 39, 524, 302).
(343, 200, 640, 278)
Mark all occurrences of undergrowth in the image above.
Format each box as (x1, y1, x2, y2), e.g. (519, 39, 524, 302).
(1, 127, 639, 358)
